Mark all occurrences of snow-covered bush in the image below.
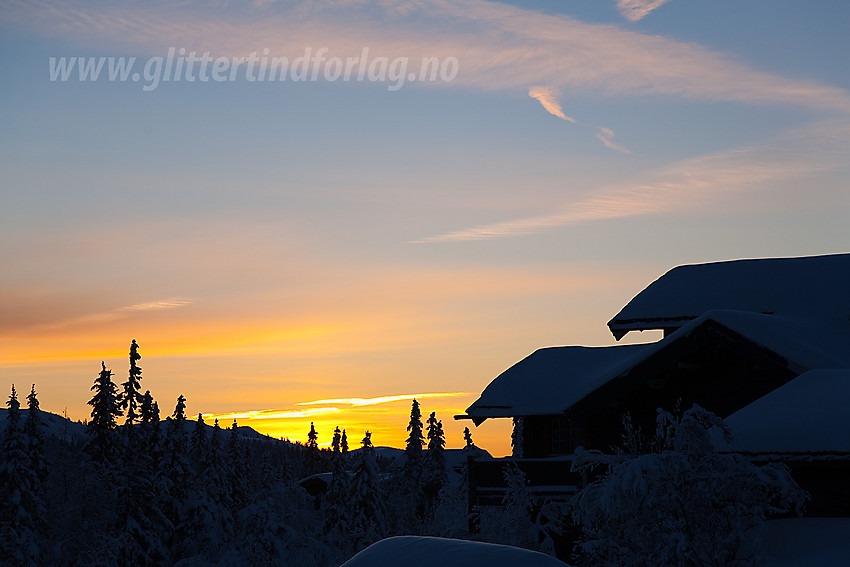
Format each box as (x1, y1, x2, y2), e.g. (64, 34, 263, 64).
(571, 405, 807, 567)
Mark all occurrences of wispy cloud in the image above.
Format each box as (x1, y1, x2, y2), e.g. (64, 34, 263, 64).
(528, 86, 575, 122)
(37, 298, 192, 330)
(203, 392, 470, 433)
(206, 407, 341, 421)
(416, 119, 850, 242)
(123, 299, 193, 311)
(297, 392, 470, 407)
(7, 0, 850, 112)
(616, 0, 673, 22)
(596, 126, 631, 153)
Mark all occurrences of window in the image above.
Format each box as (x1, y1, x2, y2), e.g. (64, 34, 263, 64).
(551, 417, 583, 455)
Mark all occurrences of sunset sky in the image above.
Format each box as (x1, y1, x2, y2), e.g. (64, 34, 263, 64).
(1, 0, 848, 456)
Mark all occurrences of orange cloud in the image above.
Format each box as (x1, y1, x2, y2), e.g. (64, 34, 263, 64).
(528, 86, 575, 122)
(596, 126, 631, 154)
(297, 392, 471, 407)
(616, 0, 673, 22)
(36, 298, 193, 331)
(205, 407, 341, 421)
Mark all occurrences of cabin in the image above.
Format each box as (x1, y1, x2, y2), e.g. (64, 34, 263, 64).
(456, 253, 850, 514)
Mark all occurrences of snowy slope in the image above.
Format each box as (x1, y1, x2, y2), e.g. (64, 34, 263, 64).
(340, 536, 572, 567)
(0, 408, 287, 446)
(0, 408, 86, 442)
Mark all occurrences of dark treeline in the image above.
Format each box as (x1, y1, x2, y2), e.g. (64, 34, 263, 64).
(0, 340, 491, 567)
(1, 340, 808, 566)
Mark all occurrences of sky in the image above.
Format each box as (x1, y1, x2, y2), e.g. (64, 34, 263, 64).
(1, 0, 848, 457)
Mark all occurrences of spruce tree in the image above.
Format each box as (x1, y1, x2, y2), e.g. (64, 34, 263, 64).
(332, 426, 342, 454)
(139, 390, 161, 462)
(208, 419, 228, 510)
(24, 385, 48, 485)
(1, 385, 42, 567)
(424, 412, 448, 502)
(323, 426, 351, 545)
(190, 413, 208, 472)
(403, 399, 425, 478)
(463, 426, 475, 448)
(86, 362, 123, 467)
(227, 420, 248, 516)
(307, 422, 319, 450)
(305, 421, 322, 476)
(426, 412, 446, 460)
(179, 413, 226, 559)
(349, 431, 386, 550)
(511, 417, 524, 458)
(118, 339, 144, 427)
(341, 429, 349, 456)
(116, 388, 170, 567)
(138, 391, 163, 494)
(163, 394, 190, 553)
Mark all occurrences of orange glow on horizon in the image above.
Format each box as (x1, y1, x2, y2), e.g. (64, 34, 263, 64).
(296, 392, 471, 407)
(201, 392, 513, 456)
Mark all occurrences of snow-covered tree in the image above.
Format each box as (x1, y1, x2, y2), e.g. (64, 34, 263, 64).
(511, 416, 524, 458)
(304, 421, 323, 476)
(1, 385, 44, 567)
(115, 416, 170, 567)
(162, 394, 191, 552)
(323, 426, 351, 547)
(349, 431, 386, 550)
(332, 426, 341, 454)
(227, 419, 248, 515)
(24, 385, 47, 486)
(403, 399, 425, 479)
(463, 426, 475, 448)
(341, 428, 349, 456)
(86, 362, 122, 468)
(178, 413, 229, 560)
(307, 422, 319, 450)
(138, 390, 161, 465)
(571, 404, 808, 567)
(500, 462, 536, 548)
(208, 419, 228, 502)
(117, 339, 144, 427)
(190, 413, 208, 472)
(423, 412, 448, 511)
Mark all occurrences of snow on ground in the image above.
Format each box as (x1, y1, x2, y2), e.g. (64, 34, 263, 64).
(0, 407, 86, 442)
(764, 518, 850, 566)
(340, 536, 571, 567)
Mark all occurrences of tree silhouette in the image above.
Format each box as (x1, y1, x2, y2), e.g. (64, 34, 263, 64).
(86, 362, 122, 467)
(403, 399, 425, 479)
(118, 339, 144, 428)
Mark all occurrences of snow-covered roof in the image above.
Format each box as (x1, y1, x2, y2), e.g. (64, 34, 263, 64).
(698, 311, 850, 371)
(340, 536, 571, 567)
(464, 344, 652, 420)
(718, 370, 850, 453)
(608, 253, 850, 339)
(464, 310, 850, 421)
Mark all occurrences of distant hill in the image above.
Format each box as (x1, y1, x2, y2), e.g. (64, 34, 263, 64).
(0, 407, 86, 443)
(0, 408, 298, 447)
